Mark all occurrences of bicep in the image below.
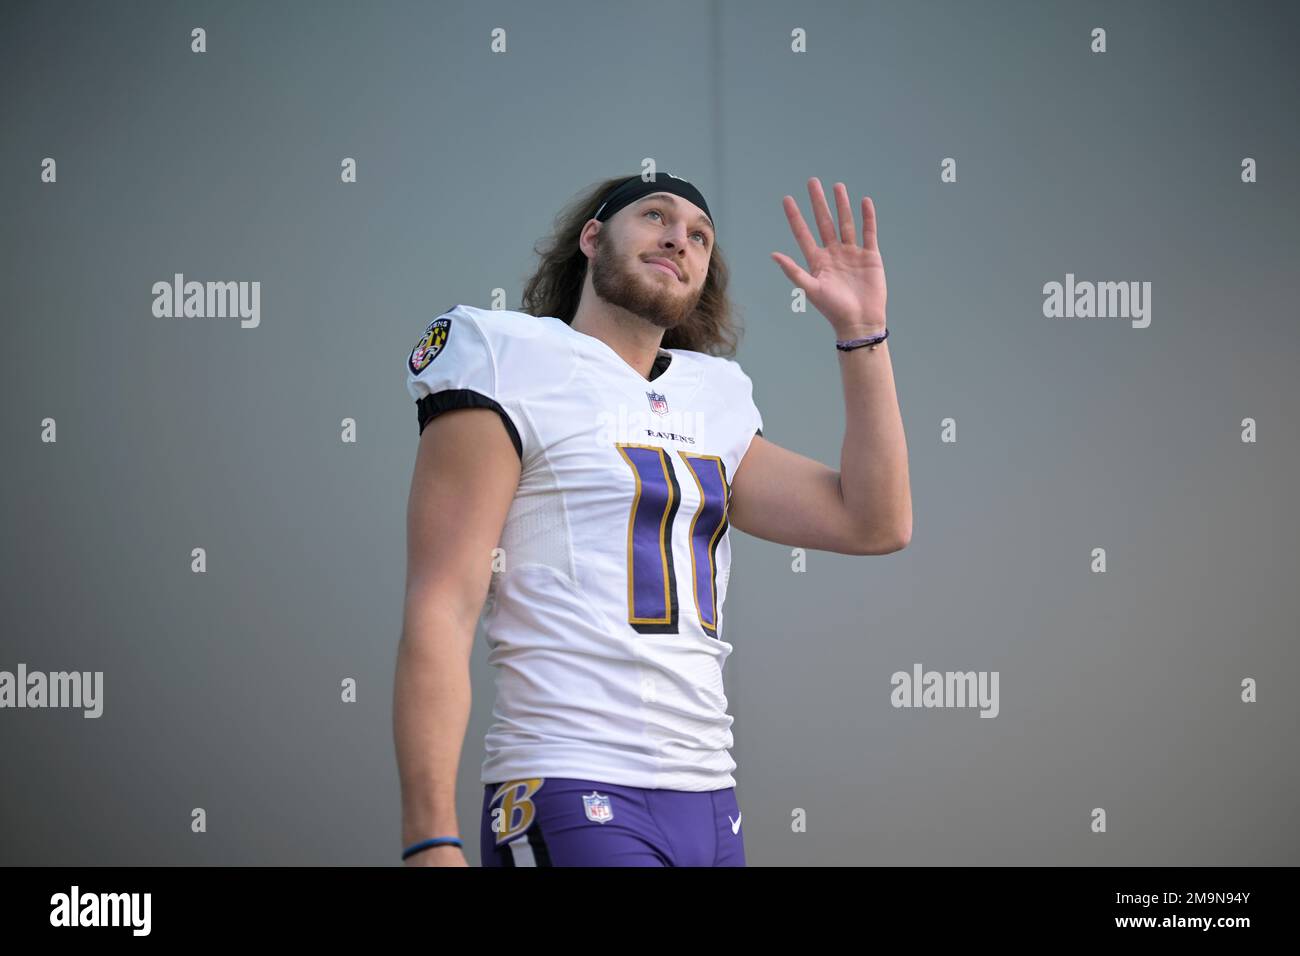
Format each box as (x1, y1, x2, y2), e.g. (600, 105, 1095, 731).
(403, 407, 521, 643)
(727, 434, 888, 555)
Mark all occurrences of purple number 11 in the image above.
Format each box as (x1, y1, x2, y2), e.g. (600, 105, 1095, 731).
(616, 443, 731, 637)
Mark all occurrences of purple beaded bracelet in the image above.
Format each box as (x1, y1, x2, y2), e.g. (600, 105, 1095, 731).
(836, 328, 889, 351)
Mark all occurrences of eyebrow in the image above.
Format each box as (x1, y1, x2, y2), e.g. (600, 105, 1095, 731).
(633, 194, 714, 236)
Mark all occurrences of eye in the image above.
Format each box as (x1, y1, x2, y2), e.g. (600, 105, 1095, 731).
(647, 208, 709, 246)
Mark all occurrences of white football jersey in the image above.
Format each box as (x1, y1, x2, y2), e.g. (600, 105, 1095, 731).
(405, 303, 763, 791)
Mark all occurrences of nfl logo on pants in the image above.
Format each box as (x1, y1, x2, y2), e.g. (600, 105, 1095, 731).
(582, 791, 614, 823)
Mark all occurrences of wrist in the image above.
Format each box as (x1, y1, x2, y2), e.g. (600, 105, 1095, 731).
(403, 816, 461, 846)
(835, 321, 886, 340)
(837, 323, 889, 338)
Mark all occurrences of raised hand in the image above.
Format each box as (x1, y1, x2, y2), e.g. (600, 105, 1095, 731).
(771, 178, 888, 337)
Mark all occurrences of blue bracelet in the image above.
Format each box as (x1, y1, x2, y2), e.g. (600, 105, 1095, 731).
(402, 836, 463, 861)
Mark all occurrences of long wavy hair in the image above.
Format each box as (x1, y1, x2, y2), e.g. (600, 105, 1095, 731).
(519, 175, 742, 357)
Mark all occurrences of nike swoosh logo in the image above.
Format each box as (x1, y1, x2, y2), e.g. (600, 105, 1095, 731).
(729, 812, 742, 834)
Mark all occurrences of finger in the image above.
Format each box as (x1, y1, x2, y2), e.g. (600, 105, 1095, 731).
(770, 251, 818, 295)
(834, 182, 856, 246)
(861, 196, 878, 251)
(807, 177, 837, 247)
(782, 195, 819, 264)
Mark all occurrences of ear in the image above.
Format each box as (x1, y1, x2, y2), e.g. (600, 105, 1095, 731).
(578, 219, 603, 259)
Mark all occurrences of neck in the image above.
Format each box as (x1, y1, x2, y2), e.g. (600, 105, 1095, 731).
(569, 299, 666, 379)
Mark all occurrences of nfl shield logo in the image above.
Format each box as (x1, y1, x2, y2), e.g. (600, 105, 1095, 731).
(582, 791, 614, 823)
(646, 390, 668, 416)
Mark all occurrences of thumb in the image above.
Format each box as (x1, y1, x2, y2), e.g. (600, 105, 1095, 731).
(771, 252, 815, 293)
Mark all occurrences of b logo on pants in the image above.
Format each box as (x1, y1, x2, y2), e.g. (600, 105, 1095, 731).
(489, 778, 544, 845)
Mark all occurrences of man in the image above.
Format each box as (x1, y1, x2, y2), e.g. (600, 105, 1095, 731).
(394, 173, 911, 867)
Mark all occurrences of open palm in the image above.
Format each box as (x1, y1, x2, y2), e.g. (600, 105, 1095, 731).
(771, 178, 888, 335)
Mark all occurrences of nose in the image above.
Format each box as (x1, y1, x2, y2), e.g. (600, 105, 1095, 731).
(662, 220, 690, 249)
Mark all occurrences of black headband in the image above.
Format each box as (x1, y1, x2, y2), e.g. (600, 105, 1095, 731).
(592, 174, 713, 232)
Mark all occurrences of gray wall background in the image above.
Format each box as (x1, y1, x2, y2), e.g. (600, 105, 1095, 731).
(2, 0, 1296, 865)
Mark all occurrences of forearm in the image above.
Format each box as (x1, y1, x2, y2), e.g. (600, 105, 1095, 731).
(393, 623, 473, 844)
(836, 335, 912, 545)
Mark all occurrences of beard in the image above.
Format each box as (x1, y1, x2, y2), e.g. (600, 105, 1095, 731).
(590, 232, 701, 331)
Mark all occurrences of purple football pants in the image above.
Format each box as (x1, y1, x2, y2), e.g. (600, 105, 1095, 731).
(480, 777, 746, 867)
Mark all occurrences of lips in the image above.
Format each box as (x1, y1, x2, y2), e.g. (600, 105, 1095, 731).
(644, 258, 682, 280)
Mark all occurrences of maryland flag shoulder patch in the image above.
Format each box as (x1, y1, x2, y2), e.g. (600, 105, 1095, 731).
(409, 316, 452, 375)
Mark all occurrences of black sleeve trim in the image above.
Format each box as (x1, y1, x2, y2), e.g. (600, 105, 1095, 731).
(415, 389, 523, 461)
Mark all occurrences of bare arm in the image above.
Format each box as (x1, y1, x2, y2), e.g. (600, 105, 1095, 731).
(729, 178, 911, 555)
(728, 340, 911, 556)
(393, 407, 520, 865)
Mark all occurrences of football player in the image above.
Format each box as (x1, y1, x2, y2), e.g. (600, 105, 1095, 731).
(394, 174, 910, 866)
